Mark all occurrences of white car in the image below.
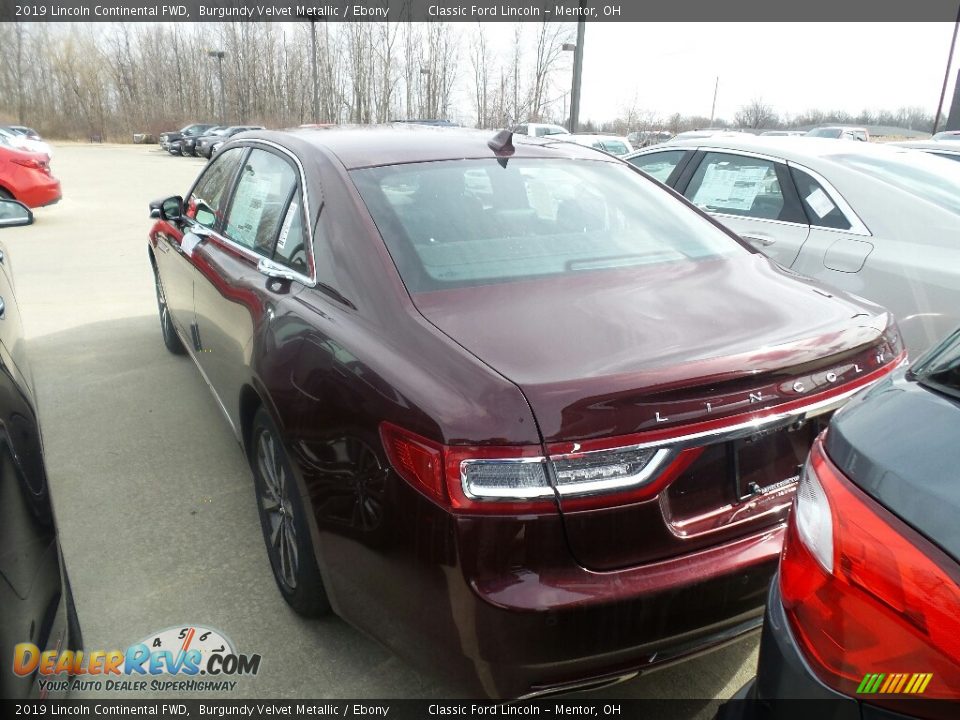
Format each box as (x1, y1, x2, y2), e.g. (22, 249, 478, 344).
(0, 127, 53, 160)
(512, 122, 570, 138)
(562, 134, 634, 157)
(626, 136, 960, 355)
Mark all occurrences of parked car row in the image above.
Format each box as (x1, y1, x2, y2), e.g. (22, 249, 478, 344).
(147, 125, 910, 699)
(160, 122, 266, 159)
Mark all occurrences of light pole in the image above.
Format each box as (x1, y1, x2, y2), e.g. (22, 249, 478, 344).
(709, 76, 719, 126)
(298, 15, 320, 124)
(934, 8, 960, 134)
(566, 2, 586, 133)
(207, 50, 226, 125)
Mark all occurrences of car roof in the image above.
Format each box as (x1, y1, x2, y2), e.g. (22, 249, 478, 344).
(244, 126, 610, 169)
(891, 140, 960, 153)
(568, 134, 630, 142)
(630, 135, 906, 162)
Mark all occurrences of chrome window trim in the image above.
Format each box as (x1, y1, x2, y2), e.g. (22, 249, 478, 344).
(216, 138, 317, 288)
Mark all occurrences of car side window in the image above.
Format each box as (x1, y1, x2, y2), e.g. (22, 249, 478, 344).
(790, 167, 852, 230)
(186, 147, 245, 228)
(685, 152, 804, 223)
(224, 148, 298, 256)
(627, 150, 687, 183)
(272, 196, 310, 276)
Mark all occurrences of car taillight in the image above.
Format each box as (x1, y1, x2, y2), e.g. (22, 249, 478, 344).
(781, 437, 960, 704)
(379, 422, 689, 514)
(11, 156, 48, 173)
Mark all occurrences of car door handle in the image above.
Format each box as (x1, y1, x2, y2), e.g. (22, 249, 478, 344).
(743, 235, 776, 247)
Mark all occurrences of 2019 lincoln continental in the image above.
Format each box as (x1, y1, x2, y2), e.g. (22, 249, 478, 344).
(147, 126, 903, 698)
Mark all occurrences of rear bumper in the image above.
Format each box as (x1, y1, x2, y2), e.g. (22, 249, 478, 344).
(715, 579, 931, 720)
(17, 175, 61, 209)
(457, 522, 783, 697)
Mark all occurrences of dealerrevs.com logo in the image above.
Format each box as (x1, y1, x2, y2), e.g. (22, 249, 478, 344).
(13, 625, 261, 693)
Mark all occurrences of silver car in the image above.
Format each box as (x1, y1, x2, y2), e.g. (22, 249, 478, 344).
(625, 137, 960, 355)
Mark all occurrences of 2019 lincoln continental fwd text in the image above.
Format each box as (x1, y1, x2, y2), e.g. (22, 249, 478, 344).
(147, 127, 903, 698)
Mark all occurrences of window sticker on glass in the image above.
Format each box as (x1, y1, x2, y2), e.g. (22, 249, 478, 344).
(277, 201, 297, 252)
(805, 187, 836, 219)
(694, 164, 767, 212)
(228, 171, 273, 248)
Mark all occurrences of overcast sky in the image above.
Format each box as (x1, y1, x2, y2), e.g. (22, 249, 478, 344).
(477, 22, 960, 123)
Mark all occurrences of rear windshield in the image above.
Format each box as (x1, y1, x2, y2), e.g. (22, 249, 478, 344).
(599, 140, 630, 155)
(830, 151, 960, 216)
(351, 158, 744, 292)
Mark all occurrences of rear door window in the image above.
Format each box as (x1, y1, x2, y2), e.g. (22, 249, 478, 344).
(789, 167, 852, 230)
(684, 152, 805, 223)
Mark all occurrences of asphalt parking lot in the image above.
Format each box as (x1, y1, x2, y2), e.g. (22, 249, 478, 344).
(2, 144, 757, 712)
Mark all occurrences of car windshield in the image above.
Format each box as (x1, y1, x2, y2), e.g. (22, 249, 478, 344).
(808, 128, 842, 138)
(830, 150, 960, 216)
(912, 327, 960, 401)
(600, 140, 630, 155)
(352, 158, 744, 292)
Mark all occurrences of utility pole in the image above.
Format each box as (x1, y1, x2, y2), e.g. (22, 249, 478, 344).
(709, 76, 719, 126)
(568, 0, 586, 132)
(934, 7, 960, 134)
(207, 50, 227, 125)
(298, 15, 320, 124)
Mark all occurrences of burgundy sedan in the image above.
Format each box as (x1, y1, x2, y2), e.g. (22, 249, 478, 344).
(147, 127, 904, 698)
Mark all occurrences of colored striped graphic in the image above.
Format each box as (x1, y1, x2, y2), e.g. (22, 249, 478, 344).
(857, 672, 933, 694)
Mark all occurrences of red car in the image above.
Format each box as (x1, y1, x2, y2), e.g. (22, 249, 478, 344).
(0, 144, 61, 209)
(147, 128, 904, 698)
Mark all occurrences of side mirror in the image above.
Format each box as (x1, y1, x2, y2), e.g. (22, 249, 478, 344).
(0, 199, 33, 228)
(149, 195, 184, 222)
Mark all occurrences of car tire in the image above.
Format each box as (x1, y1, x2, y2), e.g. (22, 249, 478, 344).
(154, 269, 185, 355)
(250, 407, 331, 617)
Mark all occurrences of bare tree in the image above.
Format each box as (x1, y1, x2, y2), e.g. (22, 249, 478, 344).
(529, 22, 571, 122)
(735, 97, 777, 129)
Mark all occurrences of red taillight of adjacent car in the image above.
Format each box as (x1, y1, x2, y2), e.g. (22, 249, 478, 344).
(10, 155, 49, 173)
(781, 436, 960, 702)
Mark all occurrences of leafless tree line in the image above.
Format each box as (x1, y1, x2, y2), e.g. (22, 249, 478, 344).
(0, 21, 575, 141)
(595, 95, 943, 136)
